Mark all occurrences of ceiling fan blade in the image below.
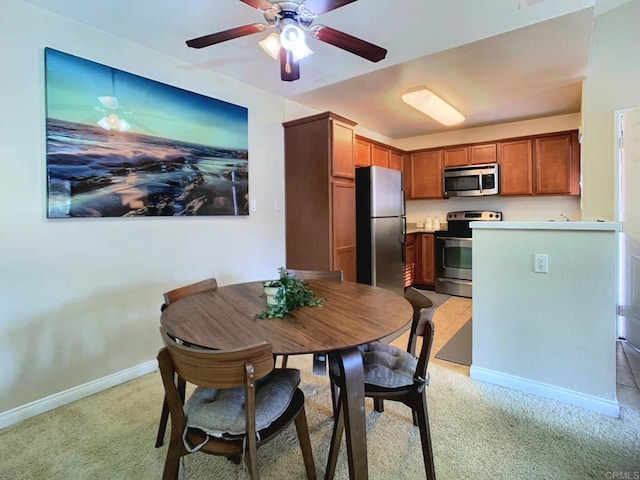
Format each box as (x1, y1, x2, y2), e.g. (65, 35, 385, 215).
(238, 0, 274, 9)
(310, 25, 387, 62)
(186, 24, 267, 49)
(280, 49, 300, 82)
(303, 0, 358, 14)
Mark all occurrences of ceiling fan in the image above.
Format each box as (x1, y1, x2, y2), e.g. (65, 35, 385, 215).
(186, 0, 387, 82)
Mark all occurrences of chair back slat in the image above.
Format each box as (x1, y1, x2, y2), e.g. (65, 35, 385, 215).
(404, 287, 435, 354)
(159, 327, 274, 389)
(285, 269, 344, 281)
(404, 287, 434, 322)
(414, 310, 436, 379)
(163, 277, 218, 306)
(414, 305, 436, 337)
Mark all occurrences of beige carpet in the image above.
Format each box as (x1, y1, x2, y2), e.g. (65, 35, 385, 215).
(1, 355, 639, 479)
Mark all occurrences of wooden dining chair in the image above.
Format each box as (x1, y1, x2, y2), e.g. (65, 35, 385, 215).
(402, 287, 436, 356)
(278, 269, 343, 369)
(284, 269, 344, 282)
(156, 277, 218, 448)
(160, 277, 219, 312)
(326, 287, 437, 479)
(157, 327, 316, 480)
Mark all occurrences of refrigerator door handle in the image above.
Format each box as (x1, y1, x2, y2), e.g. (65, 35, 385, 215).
(401, 217, 407, 246)
(401, 216, 407, 263)
(401, 187, 406, 216)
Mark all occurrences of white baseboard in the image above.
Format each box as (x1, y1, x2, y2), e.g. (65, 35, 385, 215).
(470, 365, 620, 417)
(0, 360, 158, 430)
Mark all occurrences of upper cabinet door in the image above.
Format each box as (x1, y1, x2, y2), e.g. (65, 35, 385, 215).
(388, 150, 404, 171)
(331, 120, 355, 179)
(534, 132, 580, 195)
(410, 150, 443, 199)
(371, 144, 389, 168)
(355, 137, 372, 167)
(470, 143, 497, 165)
(443, 146, 468, 167)
(498, 139, 533, 195)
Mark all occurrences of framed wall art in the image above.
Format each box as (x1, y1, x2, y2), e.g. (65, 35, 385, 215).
(45, 48, 249, 218)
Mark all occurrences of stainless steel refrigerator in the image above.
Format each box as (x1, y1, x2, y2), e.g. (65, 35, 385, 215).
(356, 166, 406, 296)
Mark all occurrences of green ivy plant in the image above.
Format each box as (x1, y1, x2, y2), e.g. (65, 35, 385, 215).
(256, 267, 326, 319)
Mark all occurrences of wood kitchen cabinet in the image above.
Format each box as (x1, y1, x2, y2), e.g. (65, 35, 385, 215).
(498, 138, 533, 195)
(408, 150, 443, 199)
(355, 136, 404, 172)
(498, 130, 580, 196)
(415, 233, 435, 286)
(406, 129, 579, 198)
(388, 150, 404, 171)
(283, 112, 357, 282)
(371, 143, 389, 167)
(470, 143, 497, 164)
(355, 137, 371, 167)
(443, 143, 497, 167)
(534, 131, 580, 195)
(404, 233, 416, 288)
(443, 146, 468, 167)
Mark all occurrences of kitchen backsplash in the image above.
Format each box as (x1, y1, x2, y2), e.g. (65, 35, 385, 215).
(406, 195, 581, 223)
(406, 222, 447, 233)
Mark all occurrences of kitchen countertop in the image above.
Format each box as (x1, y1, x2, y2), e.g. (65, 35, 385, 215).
(406, 228, 440, 234)
(470, 221, 621, 232)
(406, 223, 447, 234)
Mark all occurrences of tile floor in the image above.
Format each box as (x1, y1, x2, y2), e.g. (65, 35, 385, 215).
(617, 338, 640, 409)
(398, 295, 640, 410)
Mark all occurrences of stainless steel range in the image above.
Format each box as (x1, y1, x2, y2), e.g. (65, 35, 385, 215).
(435, 210, 502, 298)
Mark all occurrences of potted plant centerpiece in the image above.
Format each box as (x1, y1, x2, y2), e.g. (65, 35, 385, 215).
(257, 267, 326, 319)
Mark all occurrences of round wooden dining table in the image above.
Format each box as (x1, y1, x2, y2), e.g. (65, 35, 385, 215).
(160, 279, 413, 480)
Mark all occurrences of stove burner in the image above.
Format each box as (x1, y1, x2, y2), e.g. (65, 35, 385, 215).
(438, 210, 503, 238)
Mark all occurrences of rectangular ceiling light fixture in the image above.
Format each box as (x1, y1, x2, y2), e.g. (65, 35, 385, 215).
(402, 88, 465, 126)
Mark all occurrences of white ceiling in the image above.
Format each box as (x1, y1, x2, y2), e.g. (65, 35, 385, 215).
(23, 0, 623, 139)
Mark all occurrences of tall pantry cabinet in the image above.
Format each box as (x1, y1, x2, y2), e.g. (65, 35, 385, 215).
(283, 112, 357, 282)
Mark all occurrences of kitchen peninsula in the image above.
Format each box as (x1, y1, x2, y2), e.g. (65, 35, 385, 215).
(470, 221, 621, 416)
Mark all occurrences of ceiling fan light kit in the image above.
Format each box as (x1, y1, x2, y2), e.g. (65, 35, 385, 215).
(186, 0, 387, 82)
(280, 21, 304, 49)
(402, 88, 465, 126)
(259, 32, 282, 59)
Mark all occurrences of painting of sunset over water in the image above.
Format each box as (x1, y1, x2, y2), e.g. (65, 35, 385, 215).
(45, 48, 249, 218)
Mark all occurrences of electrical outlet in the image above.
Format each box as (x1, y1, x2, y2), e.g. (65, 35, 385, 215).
(534, 254, 549, 273)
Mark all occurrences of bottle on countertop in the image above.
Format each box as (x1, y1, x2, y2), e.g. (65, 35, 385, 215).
(433, 216, 441, 230)
(425, 216, 433, 230)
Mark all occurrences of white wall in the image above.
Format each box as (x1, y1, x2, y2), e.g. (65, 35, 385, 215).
(581, 0, 640, 220)
(405, 195, 582, 225)
(471, 225, 619, 414)
(0, 0, 297, 417)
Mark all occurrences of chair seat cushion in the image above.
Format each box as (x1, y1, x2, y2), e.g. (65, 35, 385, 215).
(184, 368, 300, 438)
(331, 342, 417, 388)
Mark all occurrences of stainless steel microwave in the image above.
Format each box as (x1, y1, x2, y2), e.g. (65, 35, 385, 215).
(443, 163, 499, 197)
